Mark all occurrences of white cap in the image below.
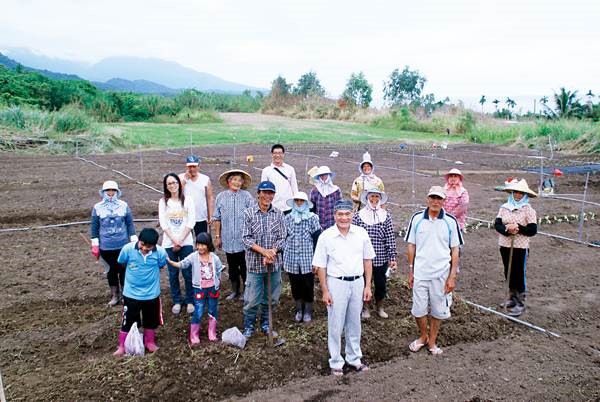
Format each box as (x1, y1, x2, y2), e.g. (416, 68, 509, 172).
(427, 185, 446, 199)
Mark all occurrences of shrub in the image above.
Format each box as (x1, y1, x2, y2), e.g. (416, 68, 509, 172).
(54, 107, 92, 133)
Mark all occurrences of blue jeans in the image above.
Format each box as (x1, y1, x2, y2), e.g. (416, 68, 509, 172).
(243, 270, 282, 331)
(191, 286, 219, 324)
(166, 246, 194, 305)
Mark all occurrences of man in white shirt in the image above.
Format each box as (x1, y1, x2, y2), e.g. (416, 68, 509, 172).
(261, 144, 298, 213)
(179, 155, 214, 235)
(312, 199, 375, 377)
(404, 186, 463, 356)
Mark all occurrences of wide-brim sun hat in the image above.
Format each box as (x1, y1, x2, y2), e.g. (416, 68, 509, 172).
(313, 165, 334, 179)
(503, 179, 537, 197)
(102, 180, 119, 191)
(219, 169, 252, 189)
(286, 191, 314, 209)
(360, 188, 388, 205)
(444, 168, 464, 180)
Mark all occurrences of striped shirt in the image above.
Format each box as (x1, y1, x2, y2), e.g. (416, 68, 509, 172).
(213, 189, 256, 253)
(352, 213, 397, 267)
(310, 187, 341, 230)
(283, 213, 321, 274)
(242, 205, 286, 273)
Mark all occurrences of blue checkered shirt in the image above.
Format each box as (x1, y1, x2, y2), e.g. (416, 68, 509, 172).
(310, 187, 341, 230)
(213, 189, 256, 253)
(242, 205, 286, 273)
(283, 213, 321, 274)
(352, 213, 397, 267)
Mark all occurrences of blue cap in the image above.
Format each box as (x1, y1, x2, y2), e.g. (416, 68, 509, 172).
(334, 199, 354, 212)
(186, 155, 200, 166)
(257, 180, 276, 192)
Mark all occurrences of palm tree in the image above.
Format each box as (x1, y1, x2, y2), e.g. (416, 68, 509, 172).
(554, 87, 579, 118)
(506, 97, 516, 109)
(479, 95, 486, 115)
(492, 99, 500, 110)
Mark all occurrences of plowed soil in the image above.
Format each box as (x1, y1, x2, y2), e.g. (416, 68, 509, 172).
(1, 142, 599, 401)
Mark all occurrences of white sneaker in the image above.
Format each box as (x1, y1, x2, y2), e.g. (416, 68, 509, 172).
(361, 308, 371, 319)
(187, 303, 195, 314)
(172, 303, 181, 315)
(377, 308, 389, 319)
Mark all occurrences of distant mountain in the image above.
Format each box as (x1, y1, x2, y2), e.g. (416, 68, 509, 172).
(94, 78, 180, 95)
(0, 52, 84, 81)
(4, 48, 266, 94)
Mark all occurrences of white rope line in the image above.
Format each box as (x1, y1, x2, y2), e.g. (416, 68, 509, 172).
(0, 218, 158, 233)
(76, 157, 162, 194)
(466, 216, 600, 248)
(463, 300, 560, 337)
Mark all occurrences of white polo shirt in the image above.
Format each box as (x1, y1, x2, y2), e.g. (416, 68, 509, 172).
(261, 162, 298, 212)
(312, 224, 376, 277)
(405, 208, 463, 280)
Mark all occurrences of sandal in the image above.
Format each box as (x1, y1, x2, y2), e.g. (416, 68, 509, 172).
(408, 338, 428, 353)
(331, 368, 344, 377)
(428, 345, 443, 355)
(352, 363, 369, 372)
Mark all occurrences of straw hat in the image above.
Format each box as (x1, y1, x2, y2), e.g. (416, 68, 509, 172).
(360, 188, 389, 205)
(286, 191, 314, 209)
(444, 168, 464, 180)
(218, 169, 252, 189)
(503, 179, 537, 197)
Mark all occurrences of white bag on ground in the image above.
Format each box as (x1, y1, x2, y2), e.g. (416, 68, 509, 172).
(124, 322, 145, 356)
(221, 327, 246, 349)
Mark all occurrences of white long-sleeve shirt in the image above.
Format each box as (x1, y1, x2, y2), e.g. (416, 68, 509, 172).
(261, 162, 298, 212)
(158, 197, 196, 248)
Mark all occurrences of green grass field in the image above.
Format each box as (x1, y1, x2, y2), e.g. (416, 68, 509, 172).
(107, 118, 461, 151)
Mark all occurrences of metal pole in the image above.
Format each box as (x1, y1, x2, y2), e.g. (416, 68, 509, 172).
(190, 132, 193, 156)
(411, 147, 416, 199)
(305, 157, 309, 184)
(539, 153, 544, 195)
(577, 172, 590, 241)
(138, 144, 144, 184)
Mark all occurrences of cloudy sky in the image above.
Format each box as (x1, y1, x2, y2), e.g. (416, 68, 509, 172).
(1, 0, 599, 109)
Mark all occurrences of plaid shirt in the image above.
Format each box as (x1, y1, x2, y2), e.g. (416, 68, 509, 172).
(213, 189, 256, 253)
(352, 213, 397, 267)
(283, 213, 321, 274)
(310, 187, 341, 230)
(497, 204, 537, 249)
(242, 205, 286, 273)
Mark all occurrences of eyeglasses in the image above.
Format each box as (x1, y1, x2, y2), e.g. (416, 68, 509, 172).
(166, 181, 178, 186)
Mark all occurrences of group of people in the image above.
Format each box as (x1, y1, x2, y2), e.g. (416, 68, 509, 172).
(89, 143, 537, 376)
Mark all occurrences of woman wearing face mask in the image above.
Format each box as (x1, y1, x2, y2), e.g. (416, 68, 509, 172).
(350, 152, 385, 211)
(283, 192, 321, 323)
(90, 180, 137, 307)
(494, 179, 537, 317)
(443, 168, 469, 232)
(309, 166, 341, 230)
(352, 188, 397, 319)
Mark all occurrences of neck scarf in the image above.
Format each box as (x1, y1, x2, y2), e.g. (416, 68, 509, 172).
(290, 201, 312, 224)
(358, 198, 388, 225)
(501, 193, 530, 212)
(315, 174, 339, 197)
(99, 190, 121, 214)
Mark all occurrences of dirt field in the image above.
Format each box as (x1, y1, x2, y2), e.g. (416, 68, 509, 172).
(1, 142, 599, 401)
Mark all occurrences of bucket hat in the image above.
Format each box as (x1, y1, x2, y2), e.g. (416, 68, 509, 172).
(360, 188, 389, 206)
(286, 191, 314, 209)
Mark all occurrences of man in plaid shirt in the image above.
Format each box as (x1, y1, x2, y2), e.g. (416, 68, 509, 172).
(241, 180, 286, 338)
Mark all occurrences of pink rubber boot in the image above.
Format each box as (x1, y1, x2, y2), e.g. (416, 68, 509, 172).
(189, 323, 201, 346)
(208, 316, 218, 342)
(113, 331, 128, 356)
(144, 329, 159, 353)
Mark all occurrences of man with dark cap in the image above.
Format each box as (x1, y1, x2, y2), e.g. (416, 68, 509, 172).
(312, 199, 375, 376)
(241, 180, 286, 338)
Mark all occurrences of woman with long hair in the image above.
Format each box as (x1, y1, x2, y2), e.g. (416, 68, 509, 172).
(159, 172, 196, 315)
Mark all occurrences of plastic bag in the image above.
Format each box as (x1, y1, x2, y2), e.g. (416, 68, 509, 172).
(124, 322, 145, 356)
(221, 327, 246, 349)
